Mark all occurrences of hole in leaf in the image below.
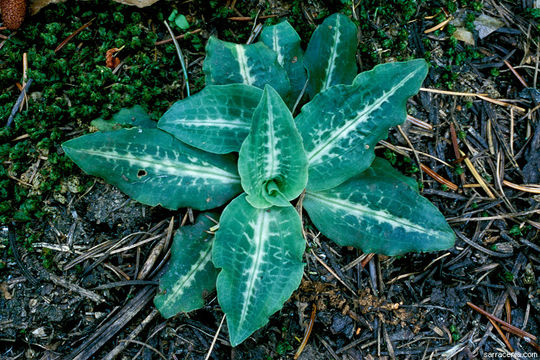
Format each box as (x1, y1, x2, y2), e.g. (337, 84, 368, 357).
(137, 169, 148, 178)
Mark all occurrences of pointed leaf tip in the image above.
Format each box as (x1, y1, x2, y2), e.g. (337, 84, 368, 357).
(303, 157, 455, 255)
(296, 59, 429, 191)
(213, 195, 305, 346)
(62, 128, 242, 210)
(304, 13, 358, 98)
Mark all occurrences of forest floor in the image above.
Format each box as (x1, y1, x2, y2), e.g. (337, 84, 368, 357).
(0, 0, 539, 359)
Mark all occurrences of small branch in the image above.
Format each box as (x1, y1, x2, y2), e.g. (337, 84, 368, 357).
(228, 14, 278, 21)
(48, 273, 105, 303)
(163, 21, 190, 97)
(204, 315, 226, 360)
(467, 302, 537, 341)
(55, 18, 95, 53)
(420, 164, 458, 191)
(154, 28, 202, 46)
(8, 225, 38, 285)
(294, 304, 316, 360)
(6, 78, 33, 128)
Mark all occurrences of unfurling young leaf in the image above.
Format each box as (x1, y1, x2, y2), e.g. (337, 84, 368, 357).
(158, 84, 262, 154)
(296, 59, 429, 191)
(154, 214, 219, 317)
(238, 85, 308, 208)
(62, 128, 242, 210)
(304, 13, 358, 98)
(213, 194, 305, 346)
(303, 157, 455, 255)
(203, 37, 291, 100)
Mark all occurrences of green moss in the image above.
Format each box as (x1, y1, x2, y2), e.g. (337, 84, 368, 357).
(41, 248, 55, 269)
(0, 0, 204, 245)
(508, 225, 522, 237)
(499, 270, 514, 283)
(454, 165, 464, 175)
(449, 324, 461, 341)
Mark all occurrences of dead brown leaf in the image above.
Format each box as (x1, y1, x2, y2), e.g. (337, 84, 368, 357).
(0, 282, 12, 300)
(29, 0, 67, 15)
(112, 0, 160, 7)
(105, 48, 122, 69)
(29, 0, 160, 15)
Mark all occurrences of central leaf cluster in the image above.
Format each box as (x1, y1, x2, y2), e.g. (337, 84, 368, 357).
(238, 85, 308, 209)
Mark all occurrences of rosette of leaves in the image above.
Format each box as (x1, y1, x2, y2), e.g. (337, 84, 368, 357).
(62, 13, 455, 346)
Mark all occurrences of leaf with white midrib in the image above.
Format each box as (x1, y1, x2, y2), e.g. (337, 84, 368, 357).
(154, 214, 219, 317)
(238, 85, 308, 208)
(158, 84, 262, 154)
(296, 59, 429, 191)
(213, 194, 305, 346)
(203, 37, 291, 100)
(303, 157, 455, 255)
(304, 13, 358, 98)
(62, 128, 242, 210)
(260, 21, 307, 107)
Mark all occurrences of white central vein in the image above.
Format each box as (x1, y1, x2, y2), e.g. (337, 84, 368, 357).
(308, 69, 419, 164)
(273, 27, 284, 65)
(236, 45, 256, 85)
(81, 148, 240, 182)
(182, 119, 249, 130)
(239, 211, 269, 328)
(322, 15, 341, 91)
(265, 95, 279, 179)
(306, 191, 440, 236)
(164, 247, 212, 307)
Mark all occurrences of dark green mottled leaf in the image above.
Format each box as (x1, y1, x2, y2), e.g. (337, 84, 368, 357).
(304, 13, 358, 98)
(303, 157, 455, 255)
(158, 85, 262, 154)
(155, 213, 219, 317)
(62, 128, 242, 210)
(296, 59, 429, 191)
(238, 85, 308, 208)
(213, 195, 305, 346)
(203, 37, 291, 100)
(260, 21, 307, 107)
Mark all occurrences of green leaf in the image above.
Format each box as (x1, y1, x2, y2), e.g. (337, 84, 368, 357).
(296, 59, 429, 191)
(158, 84, 262, 154)
(238, 85, 308, 208)
(91, 105, 155, 131)
(62, 128, 242, 210)
(154, 213, 219, 317)
(304, 13, 358, 98)
(174, 14, 190, 30)
(213, 194, 305, 346)
(203, 37, 291, 100)
(370, 157, 419, 192)
(303, 157, 455, 255)
(260, 21, 307, 107)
